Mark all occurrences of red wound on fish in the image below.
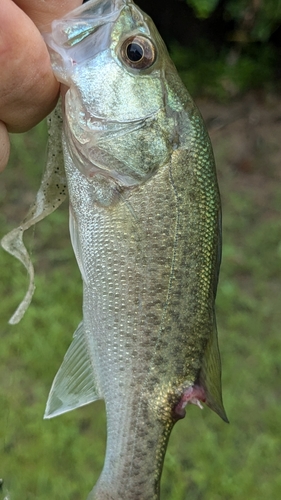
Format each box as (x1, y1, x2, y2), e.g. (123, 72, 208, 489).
(173, 385, 206, 420)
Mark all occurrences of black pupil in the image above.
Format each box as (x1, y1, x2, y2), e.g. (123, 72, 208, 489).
(126, 42, 144, 62)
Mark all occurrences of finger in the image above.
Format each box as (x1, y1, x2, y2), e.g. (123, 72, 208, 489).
(14, 0, 83, 31)
(0, 0, 59, 132)
(0, 1, 82, 132)
(0, 121, 10, 172)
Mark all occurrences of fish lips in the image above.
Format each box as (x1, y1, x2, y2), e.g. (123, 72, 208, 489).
(43, 0, 132, 83)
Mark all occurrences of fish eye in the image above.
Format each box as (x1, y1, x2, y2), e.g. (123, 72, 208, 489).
(120, 35, 156, 70)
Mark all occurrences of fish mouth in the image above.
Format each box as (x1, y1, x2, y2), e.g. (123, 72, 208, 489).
(43, 1, 133, 76)
(46, 0, 126, 43)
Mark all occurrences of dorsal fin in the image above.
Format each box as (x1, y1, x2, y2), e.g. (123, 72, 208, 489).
(44, 322, 102, 419)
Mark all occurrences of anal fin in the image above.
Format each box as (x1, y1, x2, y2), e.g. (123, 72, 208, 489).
(44, 322, 102, 419)
(199, 320, 229, 423)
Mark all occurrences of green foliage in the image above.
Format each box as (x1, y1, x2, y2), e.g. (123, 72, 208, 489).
(186, 0, 220, 18)
(186, 0, 281, 42)
(178, 0, 281, 98)
(225, 0, 281, 42)
(170, 41, 276, 99)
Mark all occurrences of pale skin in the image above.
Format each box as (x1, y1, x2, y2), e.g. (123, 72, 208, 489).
(0, 0, 82, 171)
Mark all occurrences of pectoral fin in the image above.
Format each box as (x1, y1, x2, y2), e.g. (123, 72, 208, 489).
(44, 322, 102, 419)
(199, 320, 228, 423)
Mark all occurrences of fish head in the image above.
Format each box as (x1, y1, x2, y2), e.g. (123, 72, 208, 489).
(44, 0, 191, 187)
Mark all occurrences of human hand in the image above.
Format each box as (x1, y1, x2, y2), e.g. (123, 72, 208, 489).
(0, 0, 82, 171)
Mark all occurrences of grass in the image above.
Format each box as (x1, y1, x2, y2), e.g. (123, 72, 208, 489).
(1, 106, 281, 500)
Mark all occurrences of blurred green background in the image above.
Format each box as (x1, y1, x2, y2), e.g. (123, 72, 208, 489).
(1, 1, 281, 499)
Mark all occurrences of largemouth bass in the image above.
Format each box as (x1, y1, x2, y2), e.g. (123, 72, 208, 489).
(1, 0, 227, 498)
